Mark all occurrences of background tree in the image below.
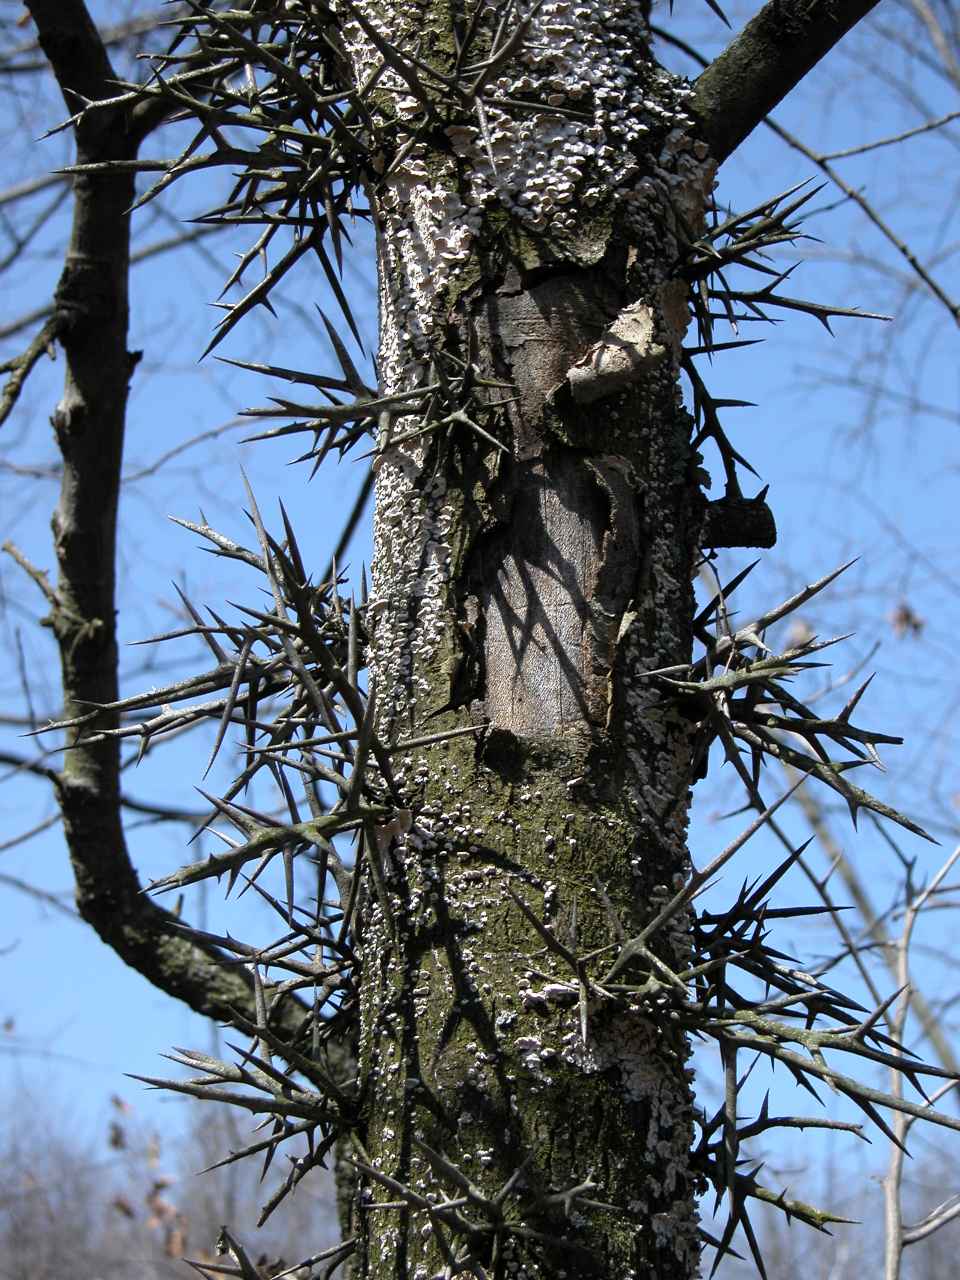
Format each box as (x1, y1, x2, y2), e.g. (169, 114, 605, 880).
(0, 1086, 339, 1280)
(3, 2, 960, 1278)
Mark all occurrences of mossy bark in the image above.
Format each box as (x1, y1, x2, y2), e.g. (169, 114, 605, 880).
(335, 3, 712, 1274)
(355, 253, 706, 1279)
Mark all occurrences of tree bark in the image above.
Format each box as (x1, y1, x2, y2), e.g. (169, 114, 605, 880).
(339, 3, 713, 1274)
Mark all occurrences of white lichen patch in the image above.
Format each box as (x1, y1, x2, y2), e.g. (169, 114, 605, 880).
(335, 0, 716, 737)
(561, 1010, 701, 1265)
(366, 453, 454, 724)
(378, 148, 483, 361)
(337, 0, 715, 392)
(462, 7, 703, 242)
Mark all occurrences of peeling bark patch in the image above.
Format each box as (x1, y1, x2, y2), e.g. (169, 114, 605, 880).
(587, 455, 642, 687)
(483, 269, 620, 454)
(476, 451, 643, 740)
(567, 301, 666, 404)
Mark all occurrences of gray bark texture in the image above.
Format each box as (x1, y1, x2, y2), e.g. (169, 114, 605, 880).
(342, 3, 711, 1275)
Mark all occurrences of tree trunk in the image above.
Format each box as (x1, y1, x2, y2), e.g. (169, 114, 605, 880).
(341, 3, 713, 1275)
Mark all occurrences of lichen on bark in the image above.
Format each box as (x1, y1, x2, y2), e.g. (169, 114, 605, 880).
(335, 1, 715, 1274)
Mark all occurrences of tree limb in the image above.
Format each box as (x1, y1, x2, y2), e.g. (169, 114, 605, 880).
(691, 0, 883, 164)
(0, 317, 59, 428)
(23, 0, 119, 117)
(19, 0, 318, 1057)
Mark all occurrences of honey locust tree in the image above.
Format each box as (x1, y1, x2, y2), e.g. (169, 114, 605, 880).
(12, 1, 960, 1278)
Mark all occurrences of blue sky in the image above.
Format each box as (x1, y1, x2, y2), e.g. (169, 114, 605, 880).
(1, 0, 959, 1258)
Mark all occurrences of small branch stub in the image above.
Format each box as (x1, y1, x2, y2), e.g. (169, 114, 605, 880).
(702, 492, 777, 549)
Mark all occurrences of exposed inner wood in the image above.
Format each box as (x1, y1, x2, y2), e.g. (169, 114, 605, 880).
(481, 451, 605, 734)
(473, 268, 646, 738)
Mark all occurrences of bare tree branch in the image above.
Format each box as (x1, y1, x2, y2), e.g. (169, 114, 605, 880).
(0, 316, 59, 428)
(792, 778, 960, 1077)
(764, 113, 960, 322)
(0, 870, 77, 917)
(16, 0, 320, 1057)
(692, 0, 883, 163)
